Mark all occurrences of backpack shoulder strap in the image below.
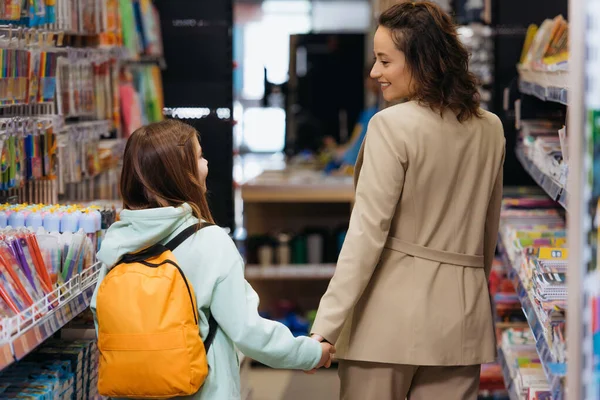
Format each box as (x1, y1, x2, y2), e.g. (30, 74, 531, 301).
(165, 222, 213, 252)
(165, 221, 219, 352)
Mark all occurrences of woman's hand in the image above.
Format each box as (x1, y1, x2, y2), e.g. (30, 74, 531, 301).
(318, 342, 336, 368)
(305, 335, 336, 374)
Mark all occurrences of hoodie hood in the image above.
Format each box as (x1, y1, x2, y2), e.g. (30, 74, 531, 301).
(97, 203, 195, 268)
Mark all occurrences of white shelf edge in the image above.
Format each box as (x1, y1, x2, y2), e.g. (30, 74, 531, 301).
(245, 264, 336, 280)
(0, 262, 102, 371)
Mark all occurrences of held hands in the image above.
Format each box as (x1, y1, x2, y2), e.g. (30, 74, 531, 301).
(305, 334, 336, 375)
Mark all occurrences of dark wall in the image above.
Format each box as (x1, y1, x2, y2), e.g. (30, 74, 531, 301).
(155, 0, 235, 231)
(287, 33, 365, 155)
(491, 0, 568, 186)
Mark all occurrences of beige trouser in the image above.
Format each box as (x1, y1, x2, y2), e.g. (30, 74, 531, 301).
(338, 360, 481, 400)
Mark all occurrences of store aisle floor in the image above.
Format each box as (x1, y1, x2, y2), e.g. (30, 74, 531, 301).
(248, 367, 340, 400)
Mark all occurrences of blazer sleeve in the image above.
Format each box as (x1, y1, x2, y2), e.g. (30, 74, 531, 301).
(311, 113, 408, 344)
(483, 145, 505, 279)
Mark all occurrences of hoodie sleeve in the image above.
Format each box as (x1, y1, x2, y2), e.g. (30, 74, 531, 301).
(90, 263, 109, 337)
(209, 239, 322, 371)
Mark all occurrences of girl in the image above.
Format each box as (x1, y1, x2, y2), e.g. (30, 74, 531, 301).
(311, 2, 505, 400)
(91, 120, 334, 399)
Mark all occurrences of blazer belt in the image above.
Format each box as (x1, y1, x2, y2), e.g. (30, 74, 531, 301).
(384, 237, 484, 268)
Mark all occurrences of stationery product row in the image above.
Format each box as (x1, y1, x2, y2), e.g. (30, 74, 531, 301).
(0, 44, 165, 134)
(0, 226, 99, 321)
(0, 202, 116, 233)
(57, 49, 164, 134)
(519, 120, 567, 188)
(0, 117, 125, 204)
(0, 46, 60, 107)
(246, 227, 348, 267)
(590, 201, 600, 399)
(498, 196, 566, 399)
(517, 15, 568, 105)
(517, 120, 567, 208)
(119, 65, 164, 137)
(500, 328, 552, 400)
(521, 15, 568, 69)
(0, 336, 101, 399)
(0, 0, 162, 58)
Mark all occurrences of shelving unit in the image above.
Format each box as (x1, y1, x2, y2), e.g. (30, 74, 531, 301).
(510, 270, 565, 398)
(498, 233, 566, 399)
(499, 348, 521, 400)
(496, 236, 566, 399)
(509, 5, 594, 398)
(0, 262, 102, 372)
(242, 170, 354, 204)
(242, 167, 351, 318)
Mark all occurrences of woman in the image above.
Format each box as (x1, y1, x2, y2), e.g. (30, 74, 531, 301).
(311, 2, 505, 399)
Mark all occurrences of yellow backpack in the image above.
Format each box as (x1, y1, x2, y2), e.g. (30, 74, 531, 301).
(96, 223, 217, 399)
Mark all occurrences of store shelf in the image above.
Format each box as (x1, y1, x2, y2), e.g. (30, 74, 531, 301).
(241, 170, 354, 203)
(508, 268, 566, 399)
(499, 348, 522, 400)
(515, 147, 567, 210)
(245, 265, 336, 280)
(0, 262, 102, 371)
(518, 67, 568, 105)
(498, 238, 566, 400)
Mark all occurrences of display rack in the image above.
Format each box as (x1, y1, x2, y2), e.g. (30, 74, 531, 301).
(498, 348, 521, 400)
(510, 4, 593, 398)
(509, 268, 565, 398)
(0, 262, 102, 371)
(497, 236, 566, 399)
(515, 147, 568, 209)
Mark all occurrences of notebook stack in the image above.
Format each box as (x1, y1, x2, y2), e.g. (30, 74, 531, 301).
(499, 199, 567, 365)
(501, 329, 551, 400)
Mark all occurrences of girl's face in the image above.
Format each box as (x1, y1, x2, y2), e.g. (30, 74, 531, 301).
(371, 26, 413, 102)
(194, 138, 208, 188)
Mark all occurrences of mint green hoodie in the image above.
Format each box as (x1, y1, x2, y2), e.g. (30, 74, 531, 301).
(90, 204, 322, 399)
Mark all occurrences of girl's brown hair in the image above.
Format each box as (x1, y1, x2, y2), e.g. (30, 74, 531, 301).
(120, 119, 214, 223)
(379, 1, 481, 122)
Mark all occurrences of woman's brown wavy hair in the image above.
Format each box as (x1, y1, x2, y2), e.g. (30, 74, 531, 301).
(120, 119, 214, 223)
(379, 1, 481, 122)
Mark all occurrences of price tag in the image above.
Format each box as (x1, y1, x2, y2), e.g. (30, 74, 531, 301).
(538, 247, 568, 260)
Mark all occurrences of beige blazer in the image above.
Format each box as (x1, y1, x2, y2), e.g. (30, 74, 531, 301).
(312, 101, 505, 366)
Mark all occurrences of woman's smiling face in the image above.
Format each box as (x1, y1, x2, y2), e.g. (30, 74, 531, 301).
(370, 26, 413, 102)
